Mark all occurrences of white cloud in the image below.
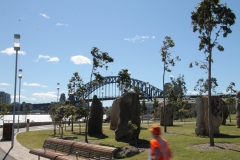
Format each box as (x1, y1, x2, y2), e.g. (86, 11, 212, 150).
(1, 47, 26, 55)
(33, 92, 56, 99)
(23, 82, 48, 88)
(39, 55, 50, 59)
(39, 13, 50, 19)
(35, 55, 59, 63)
(169, 75, 174, 78)
(0, 83, 10, 86)
(47, 57, 59, 62)
(11, 95, 37, 101)
(124, 35, 155, 43)
(56, 23, 70, 27)
(70, 55, 91, 65)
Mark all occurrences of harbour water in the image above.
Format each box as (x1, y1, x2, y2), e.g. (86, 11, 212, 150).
(0, 114, 52, 125)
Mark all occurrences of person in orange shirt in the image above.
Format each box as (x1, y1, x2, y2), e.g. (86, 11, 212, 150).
(149, 125, 172, 160)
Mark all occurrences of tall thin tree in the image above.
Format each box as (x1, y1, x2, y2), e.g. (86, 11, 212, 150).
(191, 0, 236, 146)
(160, 36, 180, 132)
(85, 47, 114, 143)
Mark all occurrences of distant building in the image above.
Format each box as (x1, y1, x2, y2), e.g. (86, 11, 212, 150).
(0, 91, 11, 104)
(60, 93, 66, 102)
(164, 83, 178, 95)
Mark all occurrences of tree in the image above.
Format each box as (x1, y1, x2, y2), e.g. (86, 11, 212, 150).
(0, 98, 12, 119)
(166, 83, 177, 118)
(49, 102, 58, 134)
(56, 106, 65, 137)
(85, 47, 114, 143)
(67, 72, 86, 104)
(160, 36, 180, 132)
(116, 69, 131, 93)
(170, 75, 188, 122)
(224, 82, 236, 123)
(140, 99, 147, 123)
(75, 98, 87, 133)
(152, 96, 160, 121)
(191, 0, 236, 146)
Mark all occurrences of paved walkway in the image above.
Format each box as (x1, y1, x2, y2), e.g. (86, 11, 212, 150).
(0, 126, 51, 160)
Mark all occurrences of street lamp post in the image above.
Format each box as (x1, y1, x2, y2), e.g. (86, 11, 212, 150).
(146, 82, 149, 125)
(17, 69, 22, 132)
(12, 34, 20, 148)
(57, 83, 60, 103)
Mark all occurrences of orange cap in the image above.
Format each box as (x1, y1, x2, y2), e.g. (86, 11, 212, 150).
(149, 125, 161, 135)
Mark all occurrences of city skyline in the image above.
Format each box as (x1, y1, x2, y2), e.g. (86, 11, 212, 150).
(0, 0, 239, 107)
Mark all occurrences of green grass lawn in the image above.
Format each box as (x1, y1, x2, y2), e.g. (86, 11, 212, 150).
(17, 119, 240, 160)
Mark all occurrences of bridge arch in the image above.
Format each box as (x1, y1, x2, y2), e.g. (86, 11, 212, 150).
(83, 76, 163, 100)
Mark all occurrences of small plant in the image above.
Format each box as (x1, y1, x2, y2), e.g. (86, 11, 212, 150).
(128, 121, 138, 148)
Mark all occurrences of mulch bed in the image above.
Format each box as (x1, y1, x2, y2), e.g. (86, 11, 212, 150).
(189, 143, 239, 151)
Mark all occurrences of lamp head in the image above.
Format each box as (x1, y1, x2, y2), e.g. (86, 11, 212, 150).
(14, 34, 20, 51)
(18, 69, 22, 78)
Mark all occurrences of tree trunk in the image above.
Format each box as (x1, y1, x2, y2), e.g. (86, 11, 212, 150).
(229, 105, 232, 123)
(85, 66, 94, 143)
(163, 63, 167, 132)
(208, 48, 214, 146)
(71, 116, 74, 132)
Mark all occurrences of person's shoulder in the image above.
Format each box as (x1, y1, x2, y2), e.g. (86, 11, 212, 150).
(150, 139, 158, 144)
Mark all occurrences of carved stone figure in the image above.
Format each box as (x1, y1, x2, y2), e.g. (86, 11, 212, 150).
(236, 91, 240, 128)
(88, 95, 103, 135)
(114, 92, 141, 141)
(195, 96, 223, 136)
(160, 103, 173, 126)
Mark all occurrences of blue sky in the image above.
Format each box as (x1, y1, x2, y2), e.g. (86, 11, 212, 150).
(0, 0, 239, 107)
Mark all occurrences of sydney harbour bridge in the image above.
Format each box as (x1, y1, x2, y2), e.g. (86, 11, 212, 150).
(33, 76, 163, 110)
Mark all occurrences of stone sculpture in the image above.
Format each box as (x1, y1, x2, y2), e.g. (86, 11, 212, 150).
(114, 92, 141, 141)
(236, 91, 240, 128)
(160, 103, 173, 126)
(195, 96, 224, 136)
(110, 97, 120, 130)
(222, 101, 229, 125)
(88, 95, 103, 135)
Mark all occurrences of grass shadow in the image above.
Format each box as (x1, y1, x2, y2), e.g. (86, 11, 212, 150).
(214, 133, 240, 139)
(88, 133, 109, 139)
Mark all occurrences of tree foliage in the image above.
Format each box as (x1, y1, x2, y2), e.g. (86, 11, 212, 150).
(67, 72, 86, 103)
(116, 69, 131, 92)
(152, 96, 160, 120)
(194, 77, 218, 95)
(168, 75, 188, 121)
(223, 82, 236, 123)
(140, 99, 147, 123)
(0, 98, 12, 119)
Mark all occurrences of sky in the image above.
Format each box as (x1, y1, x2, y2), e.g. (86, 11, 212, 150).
(0, 0, 239, 107)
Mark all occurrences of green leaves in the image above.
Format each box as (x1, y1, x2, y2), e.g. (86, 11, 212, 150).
(90, 47, 114, 88)
(191, 0, 236, 54)
(116, 69, 131, 90)
(160, 36, 180, 73)
(0, 98, 12, 118)
(91, 47, 114, 70)
(68, 72, 86, 100)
